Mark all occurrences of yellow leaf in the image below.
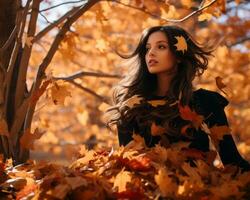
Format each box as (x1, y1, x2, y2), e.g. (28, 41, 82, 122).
(0, 118, 9, 137)
(181, 162, 203, 185)
(113, 168, 132, 193)
(70, 149, 96, 168)
(98, 102, 110, 112)
(95, 39, 108, 52)
(122, 95, 144, 109)
(50, 83, 71, 105)
(155, 167, 178, 197)
(174, 36, 187, 54)
(198, 12, 213, 21)
(181, 0, 194, 8)
(76, 110, 89, 126)
(147, 99, 167, 107)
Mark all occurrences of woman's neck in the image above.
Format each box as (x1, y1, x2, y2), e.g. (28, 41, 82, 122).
(155, 72, 175, 96)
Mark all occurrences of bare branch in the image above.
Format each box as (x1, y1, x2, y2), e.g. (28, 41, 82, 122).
(33, 6, 79, 43)
(38, 11, 53, 24)
(68, 80, 110, 104)
(40, 0, 85, 12)
(226, 36, 250, 48)
(0, 26, 17, 53)
(53, 70, 121, 81)
(110, 0, 217, 23)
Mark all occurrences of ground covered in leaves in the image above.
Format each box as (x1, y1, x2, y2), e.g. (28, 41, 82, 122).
(1, 135, 250, 200)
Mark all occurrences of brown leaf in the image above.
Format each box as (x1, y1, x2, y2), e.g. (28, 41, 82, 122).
(178, 103, 204, 129)
(215, 76, 228, 95)
(209, 125, 231, 141)
(150, 121, 167, 136)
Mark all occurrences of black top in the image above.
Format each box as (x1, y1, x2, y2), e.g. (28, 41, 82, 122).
(117, 88, 250, 173)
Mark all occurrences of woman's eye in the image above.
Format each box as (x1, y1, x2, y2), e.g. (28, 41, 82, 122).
(145, 45, 167, 52)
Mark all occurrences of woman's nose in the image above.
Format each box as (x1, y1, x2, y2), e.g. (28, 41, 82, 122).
(148, 48, 156, 56)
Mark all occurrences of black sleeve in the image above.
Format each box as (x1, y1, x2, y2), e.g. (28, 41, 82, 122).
(117, 117, 137, 147)
(206, 91, 250, 173)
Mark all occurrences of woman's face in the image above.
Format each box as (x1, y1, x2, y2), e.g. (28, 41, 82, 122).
(145, 31, 177, 74)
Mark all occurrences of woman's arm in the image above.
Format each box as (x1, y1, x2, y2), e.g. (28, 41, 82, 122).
(117, 117, 137, 146)
(205, 91, 250, 173)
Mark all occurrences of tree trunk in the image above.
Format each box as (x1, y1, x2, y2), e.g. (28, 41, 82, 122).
(0, 0, 30, 164)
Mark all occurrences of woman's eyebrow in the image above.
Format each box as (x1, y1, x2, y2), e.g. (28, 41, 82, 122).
(146, 41, 168, 45)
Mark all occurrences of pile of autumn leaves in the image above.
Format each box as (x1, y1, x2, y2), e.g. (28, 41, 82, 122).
(0, 135, 250, 200)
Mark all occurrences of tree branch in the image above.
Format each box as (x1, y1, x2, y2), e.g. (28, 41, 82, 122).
(53, 70, 121, 81)
(3, 0, 32, 117)
(226, 36, 250, 48)
(67, 80, 110, 104)
(0, 26, 17, 54)
(110, 0, 217, 23)
(24, 0, 100, 131)
(40, 0, 85, 12)
(33, 6, 79, 43)
(15, 0, 41, 111)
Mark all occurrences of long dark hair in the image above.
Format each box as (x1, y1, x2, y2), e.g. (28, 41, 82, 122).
(105, 25, 215, 134)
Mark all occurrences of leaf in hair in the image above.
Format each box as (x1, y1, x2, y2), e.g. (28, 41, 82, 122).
(174, 35, 187, 54)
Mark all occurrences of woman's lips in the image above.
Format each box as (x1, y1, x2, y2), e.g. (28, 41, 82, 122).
(148, 61, 158, 66)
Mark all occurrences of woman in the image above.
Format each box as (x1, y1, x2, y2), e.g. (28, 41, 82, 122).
(105, 25, 250, 173)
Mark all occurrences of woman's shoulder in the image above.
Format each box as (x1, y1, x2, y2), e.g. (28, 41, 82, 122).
(192, 88, 229, 109)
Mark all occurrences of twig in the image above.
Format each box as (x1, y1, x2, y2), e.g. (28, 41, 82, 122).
(226, 36, 250, 48)
(68, 80, 110, 104)
(40, 0, 85, 12)
(53, 70, 121, 81)
(0, 26, 17, 53)
(33, 6, 80, 42)
(110, 0, 217, 23)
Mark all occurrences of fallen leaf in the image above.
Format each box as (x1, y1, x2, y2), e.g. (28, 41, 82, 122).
(122, 95, 144, 109)
(209, 125, 231, 141)
(178, 103, 204, 129)
(151, 121, 167, 136)
(155, 167, 178, 197)
(113, 168, 132, 193)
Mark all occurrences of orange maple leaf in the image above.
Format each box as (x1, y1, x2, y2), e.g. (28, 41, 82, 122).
(209, 125, 231, 141)
(151, 121, 167, 136)
(178, 103, 204, 129)
(174, 35, 187, 53)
